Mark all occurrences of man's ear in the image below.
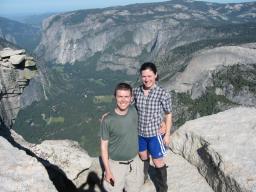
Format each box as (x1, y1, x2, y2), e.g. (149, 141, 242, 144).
(131, 96, 134, 104)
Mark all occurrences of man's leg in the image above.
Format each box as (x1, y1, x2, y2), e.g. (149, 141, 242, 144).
(125, 155, 144, 192)
(103, 159, 127, 192)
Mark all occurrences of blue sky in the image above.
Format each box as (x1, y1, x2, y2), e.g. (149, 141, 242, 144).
(0, 0, 255, 16)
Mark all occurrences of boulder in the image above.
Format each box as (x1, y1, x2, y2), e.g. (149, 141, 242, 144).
(170, 107, 256, 192)
(24, 68, 37, 80)
(10, 130, 93, 189)
(0, 48, 25, 58)
(25, 59, 36, 67)
(0, 61, 12, 68)
(9, 54, 26, 65)
(30, 140, 92, 181)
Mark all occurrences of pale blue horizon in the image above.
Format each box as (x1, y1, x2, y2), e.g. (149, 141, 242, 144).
(1, 0, 255, 17)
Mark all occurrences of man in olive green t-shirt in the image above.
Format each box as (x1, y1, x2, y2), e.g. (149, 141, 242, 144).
(100, 83, 144, 192)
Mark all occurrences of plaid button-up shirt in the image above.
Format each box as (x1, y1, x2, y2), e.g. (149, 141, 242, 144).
(133, 84, 172, 137)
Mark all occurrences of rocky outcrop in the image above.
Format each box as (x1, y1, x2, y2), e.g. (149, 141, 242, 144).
(1, 127, 93, 192)
(0, 48, 58, 191)
(32, 140, 92, 181)
(140, 151, 214, 192)
(0, 136, 57, 192)
(12, 130, 92, 184)
(82, 151, 214, 192)
(169, 107, 256, 192)
(0, 48, 37, 127)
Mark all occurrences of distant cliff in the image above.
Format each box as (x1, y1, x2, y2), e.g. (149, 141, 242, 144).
(165, 43, 256, 127)
(36, 0, 256, 74)
(0, 17, 41, 51)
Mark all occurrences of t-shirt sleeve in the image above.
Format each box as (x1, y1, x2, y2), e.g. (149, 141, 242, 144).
(161, 90, 172, 113)
(131, 87, 136, 105)
(100, 117, 110, 140)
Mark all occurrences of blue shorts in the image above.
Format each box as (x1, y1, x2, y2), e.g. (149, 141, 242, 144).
(138, 135, 167, 159)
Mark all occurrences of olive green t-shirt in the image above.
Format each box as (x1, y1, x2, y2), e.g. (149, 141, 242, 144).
(100, 106, 138, 161)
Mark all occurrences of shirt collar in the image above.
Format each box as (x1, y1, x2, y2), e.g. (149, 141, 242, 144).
(139, 83, 158, 93)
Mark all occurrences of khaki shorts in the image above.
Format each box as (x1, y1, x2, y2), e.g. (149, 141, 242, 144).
(103, 155, 144, 192)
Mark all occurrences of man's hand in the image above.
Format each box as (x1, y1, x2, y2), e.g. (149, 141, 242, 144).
(104, 170, 115, 185)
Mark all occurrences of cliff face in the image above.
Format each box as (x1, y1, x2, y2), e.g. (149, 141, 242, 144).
(35, 0, 256, 73)
(0, 48, 36, 128)
(0, 47, 57, 191)
(169, 45, 256, 100)
(168, 43, 256, 129)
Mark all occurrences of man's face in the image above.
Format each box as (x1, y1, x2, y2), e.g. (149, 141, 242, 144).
(115, 89, 132, 111)
(141, 69, 157, 89)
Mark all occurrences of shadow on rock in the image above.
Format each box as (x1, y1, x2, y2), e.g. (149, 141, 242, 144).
(78, 171, 107, 192)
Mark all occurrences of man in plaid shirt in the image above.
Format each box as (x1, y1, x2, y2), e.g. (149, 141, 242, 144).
(133, 62, 172, 192)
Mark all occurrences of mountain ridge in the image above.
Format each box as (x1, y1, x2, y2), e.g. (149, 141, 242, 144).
(36, 0, 256, 71)
(0, 17, 41, 51)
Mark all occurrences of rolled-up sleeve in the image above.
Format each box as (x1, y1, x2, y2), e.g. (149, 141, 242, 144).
(161, 91, 172, 113)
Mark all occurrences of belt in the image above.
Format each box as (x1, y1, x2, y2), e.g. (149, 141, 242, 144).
(119, 159, 133, 165)
(119, 160, 134, 172)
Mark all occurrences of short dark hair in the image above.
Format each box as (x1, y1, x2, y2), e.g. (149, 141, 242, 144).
(140, 62, 157, 74)
(139, 62, 158, 81)
(114, 83, 132, 96)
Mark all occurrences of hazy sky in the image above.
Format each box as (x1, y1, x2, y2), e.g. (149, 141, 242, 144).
(0, 0, 255, 16)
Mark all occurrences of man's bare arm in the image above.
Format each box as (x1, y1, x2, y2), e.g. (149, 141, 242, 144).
(101, 139, 114, 183)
